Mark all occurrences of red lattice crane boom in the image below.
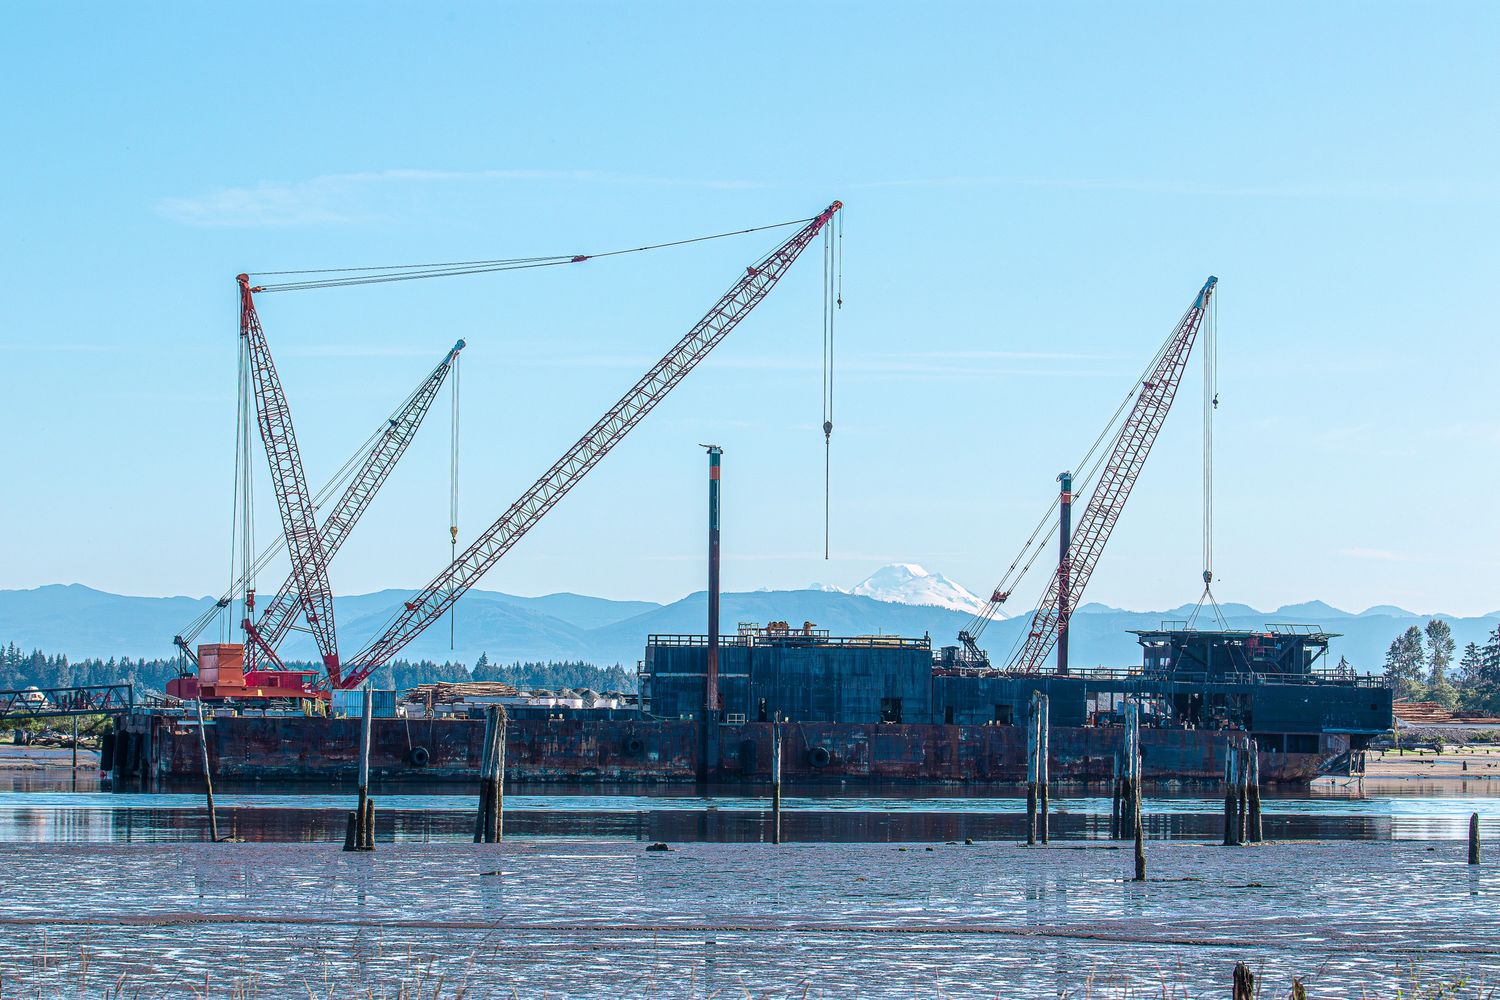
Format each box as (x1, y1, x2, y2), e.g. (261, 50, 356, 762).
(1006, 276, 1217, 675)
(237, 274, 342, 682)
(254, 339, 466, 654)
(337, 201, 843, 688)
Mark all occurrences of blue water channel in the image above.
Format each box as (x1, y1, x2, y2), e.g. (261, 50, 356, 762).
(3, 762, 1500, 843)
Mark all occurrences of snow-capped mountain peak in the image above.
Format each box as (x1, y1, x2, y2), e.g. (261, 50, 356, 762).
(845, 563, 989, 616)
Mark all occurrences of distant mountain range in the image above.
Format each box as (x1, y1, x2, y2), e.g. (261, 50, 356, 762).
(2, 565, 1494, 674)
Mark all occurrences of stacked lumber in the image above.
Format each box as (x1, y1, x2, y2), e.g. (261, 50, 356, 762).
(1394, 700, 1500, 725)
(403, 681, 519, 705)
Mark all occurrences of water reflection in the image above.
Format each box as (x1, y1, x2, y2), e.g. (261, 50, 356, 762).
(2, 767, 1498, 844)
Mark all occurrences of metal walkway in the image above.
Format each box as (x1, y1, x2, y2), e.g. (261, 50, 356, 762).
(0, 684, 134, 721)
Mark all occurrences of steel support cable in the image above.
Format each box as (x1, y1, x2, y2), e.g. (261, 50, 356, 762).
(181, 365, 439, 649)
(248, 216, 817, 292)
(253, 341, 466, 653)
(338, 203, 843, 687)
(981, 320, 1187, 665)
(965, 324, 1178, 645)
(1005, 282, 1216, 674)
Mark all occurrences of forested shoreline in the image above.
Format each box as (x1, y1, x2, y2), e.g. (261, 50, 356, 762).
(0, 644, 636, 697)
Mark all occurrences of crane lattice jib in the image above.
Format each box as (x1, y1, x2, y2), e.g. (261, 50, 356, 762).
(254, 340, 465, 653)
(339, 201, 843, 687)
(238, 276, 342, 682)
(1007, 276, 1217, 675)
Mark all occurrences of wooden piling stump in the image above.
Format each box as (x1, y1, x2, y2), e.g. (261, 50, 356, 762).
(347, 688, 374, 852)
(1223, 743, 1239, 846)
(770, 722, 783, 845)
(1470, 812, 1481, 865)
(1025, 692, 1039, 846)
(1232, 961, 1254, 1000)
(1038, 694, 1050, 845)
(1248, 739, 1263, 843)
(474, 709, 496, 844)
(194, 697, 219, 843)
(1110, 752, 1122, 841)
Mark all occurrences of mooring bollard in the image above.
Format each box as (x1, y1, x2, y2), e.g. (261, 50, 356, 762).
(1248, 739, 1263, 843)
(346, 687, 374, 852)
(1038, 694, 1050, 845)
(1026, 691, 1039, 846)
(1470, 812, 1481, 865)
(1232, 961, 1255, 1000)
(771, 722, 783, 845)
(194, 696, 219, 843)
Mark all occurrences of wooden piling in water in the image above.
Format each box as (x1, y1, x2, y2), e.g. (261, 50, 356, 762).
(474, 707, 496, 844)
(71, 716, 78, 771)
(1470, 812, 1481, 865)
(194, 697, 219, 843)
(346, 688, 374, 852)
(771, 722, 783, 845)
(1025, 692, 1039, 846)
(1237, 738, 1250, 845)
(474, 705, 506, 844)
(1232, 961, 1255, 1000)
(1248, 739, 1263, 843)
(1125, 700, 1144, 880)
(1038, 694, 1050, 845)
(1223, 741, 1239, 846)
(492, 706, 506, 841)
(1110, 751, 1122, 840)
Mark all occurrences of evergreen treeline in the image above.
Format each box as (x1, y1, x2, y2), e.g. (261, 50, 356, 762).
(0, 642, 636, 697)
(469, 653, 635, 693)
(0, 644, 181, 695)
(1382, 619, 1500, 713)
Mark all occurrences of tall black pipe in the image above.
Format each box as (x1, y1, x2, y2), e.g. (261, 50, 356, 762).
(705, 445, 723, 717)
(1057, 470, 1072, 676)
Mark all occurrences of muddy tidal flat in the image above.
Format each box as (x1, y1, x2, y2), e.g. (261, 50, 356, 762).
(0, 839, 1496, 998)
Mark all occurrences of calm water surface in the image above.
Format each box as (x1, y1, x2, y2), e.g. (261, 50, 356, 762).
(4, 767, 1499, 843)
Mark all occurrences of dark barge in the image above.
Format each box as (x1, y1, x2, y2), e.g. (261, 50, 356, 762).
(108, 623, 1391, 787)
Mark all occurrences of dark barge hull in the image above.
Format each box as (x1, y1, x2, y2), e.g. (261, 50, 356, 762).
(111, 714, 1344, 786)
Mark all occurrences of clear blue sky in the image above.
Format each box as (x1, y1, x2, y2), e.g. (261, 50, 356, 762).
(3, 4, 1497, 617)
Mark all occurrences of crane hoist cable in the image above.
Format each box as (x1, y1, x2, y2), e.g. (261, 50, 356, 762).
(246, 216, 819, 293)
(1005, 278, 1218, 675)
(1187, 287, 1226, 631)
(961, 322, 1181, 649)
(821, 211, 842, 559)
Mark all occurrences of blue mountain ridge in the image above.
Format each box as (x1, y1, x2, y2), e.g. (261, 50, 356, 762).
(0, 584, 1492, 674)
